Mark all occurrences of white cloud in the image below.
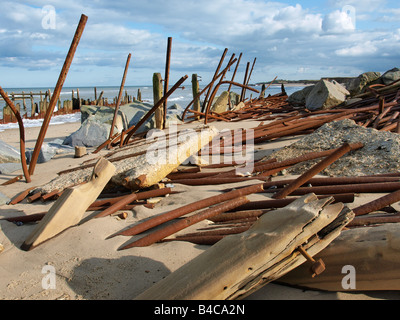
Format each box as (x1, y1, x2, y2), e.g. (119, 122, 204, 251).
(335, 41, 378, 56)
(322, 9, 355, 33)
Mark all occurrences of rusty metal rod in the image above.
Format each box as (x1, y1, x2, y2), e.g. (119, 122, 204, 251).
(9, 186, 37, 205)
(110, 183, 264, 238)
(231, 193, 355, 211)
(95, 187, 172, 218)
(273, 142, 364, 199)
(347, 213, 400, 227)
(119, 196, 250, 249)
(181, 56, 239, 121)
(262, 175, 400, 190)
(352, 189, 400, 216)
(123, 75, 188, 144)
(209, 209, 268, 222)
(163, 37, 172, 129)
(108, 53, 131, 146)
(0, 87, 31, 183)
(161, 235, 225, 245)
(287, 182, 400, 197)
(170, 176, 268, 186)
(201, 48, 228, 113)
(28, 14, 88, 175)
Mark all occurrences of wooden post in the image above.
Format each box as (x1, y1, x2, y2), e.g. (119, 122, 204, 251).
(77, 88, 81, 109)
(30, 92, 34, 116)
(21, 91, 27, 110)
(94, 87, 97, 101)
(192, 74, 201, 119)
(153, 72, 164, 129)
(3, 105, 12, 123)
(163, 37, 172, 129)
(137, 88, 141, 102)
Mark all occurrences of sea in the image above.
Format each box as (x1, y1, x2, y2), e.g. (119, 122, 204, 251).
(0, 84, 305, 132)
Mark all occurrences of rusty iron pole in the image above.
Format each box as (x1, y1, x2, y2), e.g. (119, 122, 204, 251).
(108, 53, 132, 147)
(0, 87, 31, 183)
(163, 37, 172, 129)
(110, 183, 264, 238)
(201, 48, 228, 113)
(95, 187, 172, 218)
(119, 196, 250, 249)
(273, 142, 364, 199)
(352, 189, 400, 216)
(227, 52, 242, 93)
(28, 14, 88, 175)
(123, 75, 188, 144)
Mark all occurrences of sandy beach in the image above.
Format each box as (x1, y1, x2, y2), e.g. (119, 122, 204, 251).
(0, 118, 399, 301)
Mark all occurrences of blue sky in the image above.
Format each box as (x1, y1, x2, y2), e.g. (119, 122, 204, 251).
(0, 0, 399, 88)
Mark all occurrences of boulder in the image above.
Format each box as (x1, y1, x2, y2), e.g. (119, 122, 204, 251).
(288, 85, 315, 106)
(381, 67, 400, 85)
(211, 91, 230, 113)
(0, 140, 20, 164)
(346, 71, 381, 96)
(305, 80, 349, 111)
(26, 139, 74, 163)
(63, 115, 114, 147)
(64, 102, 184, 147)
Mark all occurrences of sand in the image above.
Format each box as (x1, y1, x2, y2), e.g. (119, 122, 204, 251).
(0, 119, 399, 301)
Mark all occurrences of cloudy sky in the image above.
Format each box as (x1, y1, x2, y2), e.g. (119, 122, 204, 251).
(1, 0, 399, 88)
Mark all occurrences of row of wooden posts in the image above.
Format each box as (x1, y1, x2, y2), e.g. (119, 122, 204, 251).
(0, 86, 144, 124)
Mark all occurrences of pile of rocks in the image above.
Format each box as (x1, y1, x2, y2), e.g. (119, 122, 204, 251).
(288, 67, 400, 111)
(268, 119, 400, 177)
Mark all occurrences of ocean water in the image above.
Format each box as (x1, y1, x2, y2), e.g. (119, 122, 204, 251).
(0, 84, 304, 131)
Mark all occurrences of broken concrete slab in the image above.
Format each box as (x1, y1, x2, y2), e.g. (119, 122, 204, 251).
(34, 125, 219, 195)
(306, 80, 350, 111)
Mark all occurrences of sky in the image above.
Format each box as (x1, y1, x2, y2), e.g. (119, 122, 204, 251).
(0, 0, 400, 88)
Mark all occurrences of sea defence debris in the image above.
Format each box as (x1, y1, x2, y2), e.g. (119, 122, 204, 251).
(135, 194, 354, 300)
(21, 157, 115, 251)
(2, 18, 400, 299)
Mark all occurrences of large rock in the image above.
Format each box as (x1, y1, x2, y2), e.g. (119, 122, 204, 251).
(288, 85, 315, 106)
(381, 67, 400, 85)
(26, 139, 74, 163)
(305, 80, 349, 111)
(63, 115, 114, 147)
(211, 91, 230, 113)
(346, 71, 381, 96)
(0, 140, 20, 164)
(64, 102, 184, 147)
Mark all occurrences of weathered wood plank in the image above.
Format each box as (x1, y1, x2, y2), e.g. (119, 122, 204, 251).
(135, 193, 354, 300)
(21, 158, 116, 251)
